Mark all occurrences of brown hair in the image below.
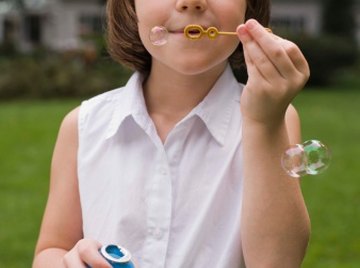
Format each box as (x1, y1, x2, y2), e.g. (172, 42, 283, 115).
(106, 0, 270, 74)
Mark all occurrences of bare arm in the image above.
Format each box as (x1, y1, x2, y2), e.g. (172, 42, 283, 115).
(238, 20, 311, 267)
(33, 108, 110, 268)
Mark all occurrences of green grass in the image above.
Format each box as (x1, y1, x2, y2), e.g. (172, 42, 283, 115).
(294, 88, 360, 268)
(0, 99, 80, 267)
(0, 88, 360, 267)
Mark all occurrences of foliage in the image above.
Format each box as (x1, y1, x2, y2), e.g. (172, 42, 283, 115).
(322, 0, 357, 41)
(0, 52, 132, 100)
(290, 34, 358, 86)
(235, 34, 359, 87)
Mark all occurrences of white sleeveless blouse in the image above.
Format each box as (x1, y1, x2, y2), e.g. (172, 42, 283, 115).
(78, 66, 245, 268)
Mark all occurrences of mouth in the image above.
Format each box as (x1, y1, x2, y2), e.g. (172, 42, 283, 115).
(170, 30, 185, 34)
(188, 28, 201, 35)
(184, 25, 208, 39)
(171, 25, 209, 34)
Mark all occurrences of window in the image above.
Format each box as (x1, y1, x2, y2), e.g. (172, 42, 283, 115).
(271, 16, 306, 34)
(24, 15, 42, 44)
(79, 14, 103, 36)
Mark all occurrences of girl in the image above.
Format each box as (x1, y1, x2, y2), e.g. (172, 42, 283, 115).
(33, 0, 311, 267)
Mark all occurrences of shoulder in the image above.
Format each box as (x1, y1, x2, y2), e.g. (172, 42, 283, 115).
(285, 104, 299, 123)
(81, 71, 140, 113)
(56, 88, 124, 149)
(80, 87, 126, 116)
(78, 87, 128, 132)
(285, 104, 301, 144)
(62, 106, 80, 130)
(55, 107, 81, 158)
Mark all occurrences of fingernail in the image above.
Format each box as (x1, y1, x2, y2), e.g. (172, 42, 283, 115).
(246, 19, 257, 30)
(237, 25, 247, 35)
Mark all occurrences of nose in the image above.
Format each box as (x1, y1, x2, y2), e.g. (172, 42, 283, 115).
(176, 0, 208, 12)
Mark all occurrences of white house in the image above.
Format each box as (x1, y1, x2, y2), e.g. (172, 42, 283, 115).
(0, 0, 360, 52)
(271, 0, 322, 35)
(44, 0, 106, 50)
(0, 0, 106, 51)
(271, 0, 360, 43)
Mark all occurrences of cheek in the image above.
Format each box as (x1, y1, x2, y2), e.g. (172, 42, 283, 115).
(136, 22, 150, 56)
(221, 39, 241, 62)
(135, 5, 170, 49)
(135, 1, 169, 25)
(137, 24, 162, 60)
(217, 2, 247, 26)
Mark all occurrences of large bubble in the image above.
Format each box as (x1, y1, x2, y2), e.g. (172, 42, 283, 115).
(303, 140, 331, 175)
(282, 140, 331, 178)
(281, 144, 308, 178)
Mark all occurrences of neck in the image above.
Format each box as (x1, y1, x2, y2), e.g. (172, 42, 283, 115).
(143, 62, 227, 120)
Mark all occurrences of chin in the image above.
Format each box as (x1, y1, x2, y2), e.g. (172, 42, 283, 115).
(169, 58, 227, 76)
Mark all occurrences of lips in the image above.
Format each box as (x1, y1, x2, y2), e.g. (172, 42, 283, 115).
(188, 29, 201, 35)
(170, 25, 211, 34)
(170, 29, 185, 34)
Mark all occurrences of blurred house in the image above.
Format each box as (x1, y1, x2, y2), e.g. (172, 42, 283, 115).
(271, 0, 360, 44)
(0, 0, 106, 52)
(271, 0, 322, 35)
(0, 0, 359, 52)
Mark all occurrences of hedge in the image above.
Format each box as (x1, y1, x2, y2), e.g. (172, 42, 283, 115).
(0, 52, 132, 100)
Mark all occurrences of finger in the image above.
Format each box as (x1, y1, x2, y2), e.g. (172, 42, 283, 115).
(243, 47, 268, 88)
(237, 24, 280, 82)
(279, 38, 310, 77)
(132, 257, 140, 268)
(63, 252, 88, 268)
(77, 240, 111, 268)
(243, 19, 301, 79)
(241, 41, 256, 74)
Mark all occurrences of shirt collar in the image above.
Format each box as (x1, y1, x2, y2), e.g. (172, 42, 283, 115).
(191, 65, 242, 146)
(105, 72, 146, 139)
(105, 65, 242, 145)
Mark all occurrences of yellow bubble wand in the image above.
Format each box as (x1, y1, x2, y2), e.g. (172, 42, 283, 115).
(184, 24, 272, 40)
(149, 24, 273, 46)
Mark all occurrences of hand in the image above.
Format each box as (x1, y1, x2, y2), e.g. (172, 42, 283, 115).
(237, 19, 310, 126)
(62, 238, 111, 268)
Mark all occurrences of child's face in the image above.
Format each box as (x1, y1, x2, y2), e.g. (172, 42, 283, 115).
(135, 0, 246, 75)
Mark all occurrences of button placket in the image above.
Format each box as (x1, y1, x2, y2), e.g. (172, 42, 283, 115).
(159, 166, 168, 176)
(153, 228, 163, 239)
(143, 152, 172, 267)
(148, 227, 164, 240)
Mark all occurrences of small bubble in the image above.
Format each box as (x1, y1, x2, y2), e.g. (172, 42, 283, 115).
(149, 26, 168, 46)
(281, 144, 308, 178)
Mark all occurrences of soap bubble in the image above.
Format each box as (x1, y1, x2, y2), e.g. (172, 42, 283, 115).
(303, 140, 331, 175)
(281, 140, 331, 178)
(281, 144, 308, 178)
(149, 26, 168, 46)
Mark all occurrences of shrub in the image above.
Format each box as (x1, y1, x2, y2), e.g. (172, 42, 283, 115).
(233, 34, 359, 87)
(291, 34, 358, 86)
(0, 52, 132, 100)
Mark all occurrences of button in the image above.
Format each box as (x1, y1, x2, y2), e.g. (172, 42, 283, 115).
(148, 227, 164, 239)
(159, 167, 168, 175)
(153, 228, 163, 239)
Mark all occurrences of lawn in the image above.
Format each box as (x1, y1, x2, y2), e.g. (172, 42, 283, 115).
(0, 99, 80, 267)
(0, 88, 359, 267)
(294, 88, 360, 268)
